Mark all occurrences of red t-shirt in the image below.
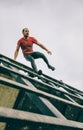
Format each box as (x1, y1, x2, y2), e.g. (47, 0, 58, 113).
(17, 37, 38, 55)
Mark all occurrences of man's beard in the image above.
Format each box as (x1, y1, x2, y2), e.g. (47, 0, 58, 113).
(25, 34, 29, 38)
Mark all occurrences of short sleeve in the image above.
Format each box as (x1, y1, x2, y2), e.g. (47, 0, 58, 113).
(17, 39, 21, 46)
(31, 37, 38, 44)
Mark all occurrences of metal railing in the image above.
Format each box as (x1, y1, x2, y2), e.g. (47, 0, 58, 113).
(0, 54, 83, 130)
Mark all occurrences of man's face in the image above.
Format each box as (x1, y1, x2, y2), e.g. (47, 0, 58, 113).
(23, 28, 29, 37)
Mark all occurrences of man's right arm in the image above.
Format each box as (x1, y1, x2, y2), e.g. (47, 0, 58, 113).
(14, 45, 20, 60)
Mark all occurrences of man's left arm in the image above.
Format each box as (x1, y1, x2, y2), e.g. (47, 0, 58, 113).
(36, 41, 52, 55)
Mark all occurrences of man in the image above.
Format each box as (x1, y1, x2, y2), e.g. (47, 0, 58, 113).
(14, 27, 55, 74)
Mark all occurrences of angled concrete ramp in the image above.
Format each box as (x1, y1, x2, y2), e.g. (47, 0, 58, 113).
(0, 54, 83, 130)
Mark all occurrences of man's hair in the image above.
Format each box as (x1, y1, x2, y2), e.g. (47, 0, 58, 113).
(22, 28, 25, 33)
(22, 28, 29, 33)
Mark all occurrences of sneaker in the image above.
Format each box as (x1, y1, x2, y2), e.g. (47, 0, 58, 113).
(48, 65, 55, 71)
(38, 70, 42, 75)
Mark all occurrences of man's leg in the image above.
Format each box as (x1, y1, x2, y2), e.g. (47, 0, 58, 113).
(24, 54, 38, 73)
(31, 52, 55, 71)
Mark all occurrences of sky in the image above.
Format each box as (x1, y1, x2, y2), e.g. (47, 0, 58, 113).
(0, 0, 83, 91)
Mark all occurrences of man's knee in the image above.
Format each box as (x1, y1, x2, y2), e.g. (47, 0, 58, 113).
(30, 57, 35, 62)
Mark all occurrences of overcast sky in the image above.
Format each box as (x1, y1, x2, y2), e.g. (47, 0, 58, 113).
(0, 0, 83, 91)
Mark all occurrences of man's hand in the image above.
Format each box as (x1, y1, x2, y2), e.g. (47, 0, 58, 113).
(47, 50, 52, 55)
